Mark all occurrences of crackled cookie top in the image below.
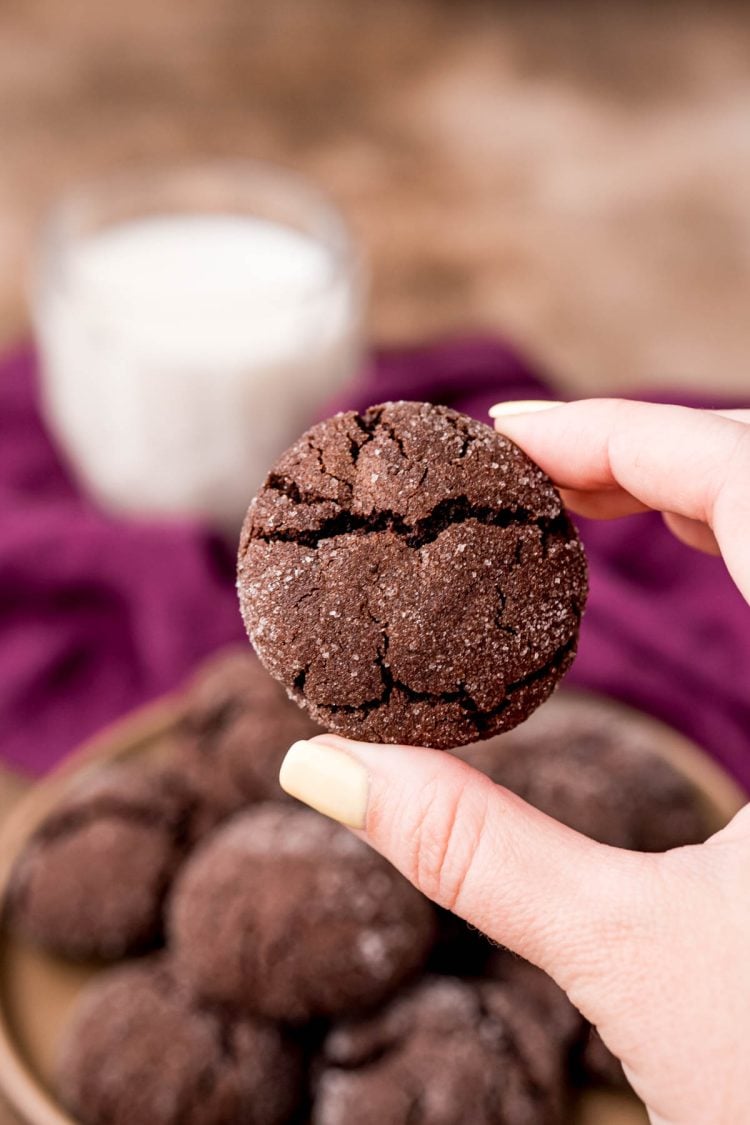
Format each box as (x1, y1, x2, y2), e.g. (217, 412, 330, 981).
(173, 648, 321, 826)
(313, 976, 567, 1125)
(237, 401, 587, 749)
(57, 958, 301, 1125)
(168, 805, 436, 1021)
(7, 764, 192, 960)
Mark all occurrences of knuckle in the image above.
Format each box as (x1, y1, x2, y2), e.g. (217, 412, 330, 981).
(406, 773, 488, 911)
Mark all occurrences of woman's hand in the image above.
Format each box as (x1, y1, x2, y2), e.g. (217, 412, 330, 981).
(279, 400, 750, 1125)
(489, 398, 750, 593)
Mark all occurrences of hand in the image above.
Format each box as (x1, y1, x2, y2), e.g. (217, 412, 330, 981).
(280, 400, 750, 1125)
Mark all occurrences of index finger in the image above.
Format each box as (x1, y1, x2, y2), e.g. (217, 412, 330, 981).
(492, 399, 750, 601)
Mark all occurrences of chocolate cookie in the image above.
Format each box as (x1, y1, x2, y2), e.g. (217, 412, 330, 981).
(57, 958, 301, 1125)
(427, 905, 497, 977)
(484, 950, 582, 1049)
(576, 1028, 630, 1091)
(174, 648, 322, 826)
(238, 402, 587, 749)
(313, 976, 567, 1125)
(486, 949, 628, 1093)
(168, 804, 436, 1022)
(459, 693, 711, 851)
(6, 763, 195, 959)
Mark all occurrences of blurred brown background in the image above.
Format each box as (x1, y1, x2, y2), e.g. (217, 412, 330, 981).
(2, 0, 750, 395)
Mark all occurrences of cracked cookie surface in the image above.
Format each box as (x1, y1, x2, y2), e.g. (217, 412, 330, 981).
(57, 958, 301, 1125)
(459, 694, 712, 851)
(173, 648, 322, 829)
(313, 976, 567, 1125)
(7, 764, 196, 959)
(168, 804, 436, 1022)
(237, 401, 588, 749)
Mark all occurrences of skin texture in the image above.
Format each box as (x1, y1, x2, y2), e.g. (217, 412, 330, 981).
(286, 402, 750, 1125)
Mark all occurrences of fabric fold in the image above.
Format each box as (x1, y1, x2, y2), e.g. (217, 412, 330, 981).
(1, 341, 748, 792)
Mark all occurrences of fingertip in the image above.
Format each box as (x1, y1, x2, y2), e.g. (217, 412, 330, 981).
(308, 731, 359, 751)
(279, 738, 369, 828)
(489, 399, 565, 420)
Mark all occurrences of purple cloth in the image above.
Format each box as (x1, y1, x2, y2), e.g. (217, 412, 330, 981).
(0, 346, 243, 775)
(1, 340, 749, 794)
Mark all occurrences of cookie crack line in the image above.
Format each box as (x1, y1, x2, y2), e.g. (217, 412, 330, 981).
(299, 634, 579, 736)
(326, 1033, 402, 1072)
(23, 796, 178, 847)
(473, 990, 550, 1111)
(350, 405, 386, 463)
(247, 496, 571, 552)
(268, 405, 474, 503)
(191, 999, 242, 1065)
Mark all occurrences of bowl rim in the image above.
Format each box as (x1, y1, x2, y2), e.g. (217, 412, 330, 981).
(0, 692, 183, 1125)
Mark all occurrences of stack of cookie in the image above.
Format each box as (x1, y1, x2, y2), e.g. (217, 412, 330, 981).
(6, 649, 321, 963)
(4, 650, 712, 1125)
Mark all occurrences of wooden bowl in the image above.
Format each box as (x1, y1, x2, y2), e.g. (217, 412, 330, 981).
(0, 689, 744, 1125)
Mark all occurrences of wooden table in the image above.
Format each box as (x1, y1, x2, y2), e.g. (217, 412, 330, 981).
(2, 0, 750, 397)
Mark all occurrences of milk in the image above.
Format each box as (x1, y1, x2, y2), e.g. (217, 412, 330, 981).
(35, 213, 362, 533)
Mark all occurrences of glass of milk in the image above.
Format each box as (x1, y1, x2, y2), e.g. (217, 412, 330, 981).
(32, 161, 365, 534)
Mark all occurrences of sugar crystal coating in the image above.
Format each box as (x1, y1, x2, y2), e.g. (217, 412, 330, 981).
(56, 958, 301, 1125)
(173, 648, 321, 827)
(459, 693, 711, 850)
(313, 976, 568, 1125)
(237, 401, 588, 748)
(168, 804, 436, 1021)
(7, 763, 194, 959)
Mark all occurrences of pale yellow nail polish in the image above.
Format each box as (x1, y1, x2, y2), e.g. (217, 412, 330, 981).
(279, 740, 368, 829)
(488, 399, 563, 418)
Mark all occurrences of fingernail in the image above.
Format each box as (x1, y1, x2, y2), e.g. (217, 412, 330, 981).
(279, 739, 369, 829)
(489, 399, 563, 419)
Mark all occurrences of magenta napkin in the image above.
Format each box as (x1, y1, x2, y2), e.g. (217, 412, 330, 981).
(1, 339, 748, 793)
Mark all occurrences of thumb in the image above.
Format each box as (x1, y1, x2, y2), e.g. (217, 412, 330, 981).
(279, 733, 661, 996)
